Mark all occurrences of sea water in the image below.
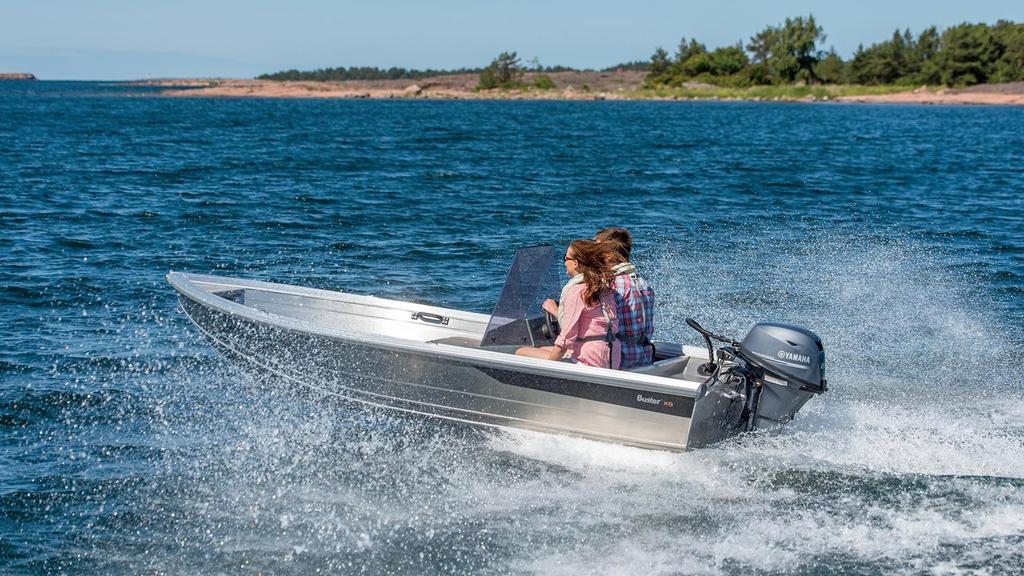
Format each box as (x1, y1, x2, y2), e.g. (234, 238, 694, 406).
(1, 81, 1022, 574)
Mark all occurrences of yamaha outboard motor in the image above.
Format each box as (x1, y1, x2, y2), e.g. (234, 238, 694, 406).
(685, 319, 826, 447)
(739, 322, 826, 425)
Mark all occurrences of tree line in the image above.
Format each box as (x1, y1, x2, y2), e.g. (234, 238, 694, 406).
(258, 60, 630, 84)
(257, 18, 1022, 88)
(257, 66, 481, 82)
(645, 17, 1024, 87)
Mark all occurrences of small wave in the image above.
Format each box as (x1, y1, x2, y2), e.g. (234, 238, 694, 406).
(293, 194, 337, 205)
(1, 284, 47, 305)
(0, 277, 105, 308)
(0, 359, 32, 375)
(55, 236, 97, 250)
(253, 219, 318, 230)
(0, 388, 151, 426)
(426, 170, 460, 179)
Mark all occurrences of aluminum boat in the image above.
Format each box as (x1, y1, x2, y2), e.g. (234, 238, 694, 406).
(167, 245, 827, 451)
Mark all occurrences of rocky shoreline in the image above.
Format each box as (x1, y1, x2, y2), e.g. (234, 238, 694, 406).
(139, 75, 1024, 106)
(136, 71, 645, 101)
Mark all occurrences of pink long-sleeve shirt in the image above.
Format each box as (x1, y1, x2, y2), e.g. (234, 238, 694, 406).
(554, 284, 621, 369)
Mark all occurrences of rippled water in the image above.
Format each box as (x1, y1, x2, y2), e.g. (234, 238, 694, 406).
(2, 81, 1023, 574)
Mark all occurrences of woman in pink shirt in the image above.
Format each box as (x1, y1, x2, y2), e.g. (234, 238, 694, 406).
(516, 240, 621, 369)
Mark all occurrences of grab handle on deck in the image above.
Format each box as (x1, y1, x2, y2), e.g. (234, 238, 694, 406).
(411, 311, 449, 325)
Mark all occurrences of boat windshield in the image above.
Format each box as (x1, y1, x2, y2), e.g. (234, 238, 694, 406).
(481, 245, 563, 347)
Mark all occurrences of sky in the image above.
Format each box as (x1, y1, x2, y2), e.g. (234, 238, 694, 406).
(1, 0, 1022, 80)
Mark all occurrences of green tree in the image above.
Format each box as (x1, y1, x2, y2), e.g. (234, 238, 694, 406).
(739, 63, 771, 85)
(674, 39, 710, 77)
(782, 15, 826, 82)
(846, 29, 919, 85)
(675, 37, 706, 64)
(814, 48, 845, 84)
(915, 26, 943, 84)
(681, 52, 713, 77)
(939, 23, 999, 85)
(747, 27, 778, 67)
(991, 20, 1024, 82)
(648, 37, 750, 85)
(648, 47, 671, 79)
(879, 29, 912, 83)
(708, 44, 749, 76)
(899, 29, 920, 80)
(477, 51, 523, 89)
(748, 15, 825, 83)
(914, 26, 941, 62)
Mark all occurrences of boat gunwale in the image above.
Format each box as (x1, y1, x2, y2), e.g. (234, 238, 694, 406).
(167, 271, 704, 397)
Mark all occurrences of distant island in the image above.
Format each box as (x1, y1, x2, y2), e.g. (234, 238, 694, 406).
(257, 18, 1023, 90)
(151, 16, 1024, 105)
(0, 73, 36, 80)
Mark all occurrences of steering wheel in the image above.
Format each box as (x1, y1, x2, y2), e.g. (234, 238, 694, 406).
(542, 310, 560, 340)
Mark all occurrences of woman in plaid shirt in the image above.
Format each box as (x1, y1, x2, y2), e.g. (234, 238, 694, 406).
(595, 227, 655, 369)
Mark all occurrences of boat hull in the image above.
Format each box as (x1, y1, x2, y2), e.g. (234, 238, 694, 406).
(177, 294, 698, 451)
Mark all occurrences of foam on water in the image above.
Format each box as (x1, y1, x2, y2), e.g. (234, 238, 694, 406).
(479, 433, 1023, 575)
(742, 401, 1024, 478)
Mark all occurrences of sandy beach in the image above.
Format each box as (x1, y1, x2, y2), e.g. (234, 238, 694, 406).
(835, 84, 1024, 105)
(142, 73, 1024, 105)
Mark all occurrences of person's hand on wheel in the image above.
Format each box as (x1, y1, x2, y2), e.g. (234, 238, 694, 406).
(542, 299, 558, 316)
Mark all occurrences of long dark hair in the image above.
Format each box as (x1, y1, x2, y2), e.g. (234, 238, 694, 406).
(568, 239, 618, 305)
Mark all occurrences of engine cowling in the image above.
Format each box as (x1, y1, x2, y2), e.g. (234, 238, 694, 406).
(738, 322, 826, 393)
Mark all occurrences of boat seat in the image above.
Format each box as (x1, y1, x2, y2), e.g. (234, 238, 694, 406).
(627, 355, 689, 378)
(431, 337, 692, 373)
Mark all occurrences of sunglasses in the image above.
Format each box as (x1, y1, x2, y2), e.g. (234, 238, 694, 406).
(563, 256, 576, 262)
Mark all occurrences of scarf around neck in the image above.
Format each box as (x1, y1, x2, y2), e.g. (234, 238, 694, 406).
(610, 262, 637, 277)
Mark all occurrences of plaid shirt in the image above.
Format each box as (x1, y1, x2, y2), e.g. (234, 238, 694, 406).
(611, 265, 654, 369)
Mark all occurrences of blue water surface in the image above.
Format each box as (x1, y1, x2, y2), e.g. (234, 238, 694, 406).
(2, 81, 1023, 575)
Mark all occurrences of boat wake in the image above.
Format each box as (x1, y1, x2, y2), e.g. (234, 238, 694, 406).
(468, 231, 1024, 574)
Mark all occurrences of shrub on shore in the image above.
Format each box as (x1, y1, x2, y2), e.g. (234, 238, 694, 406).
(477, 52, 525, 90)
(532, 74, 556, 90)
